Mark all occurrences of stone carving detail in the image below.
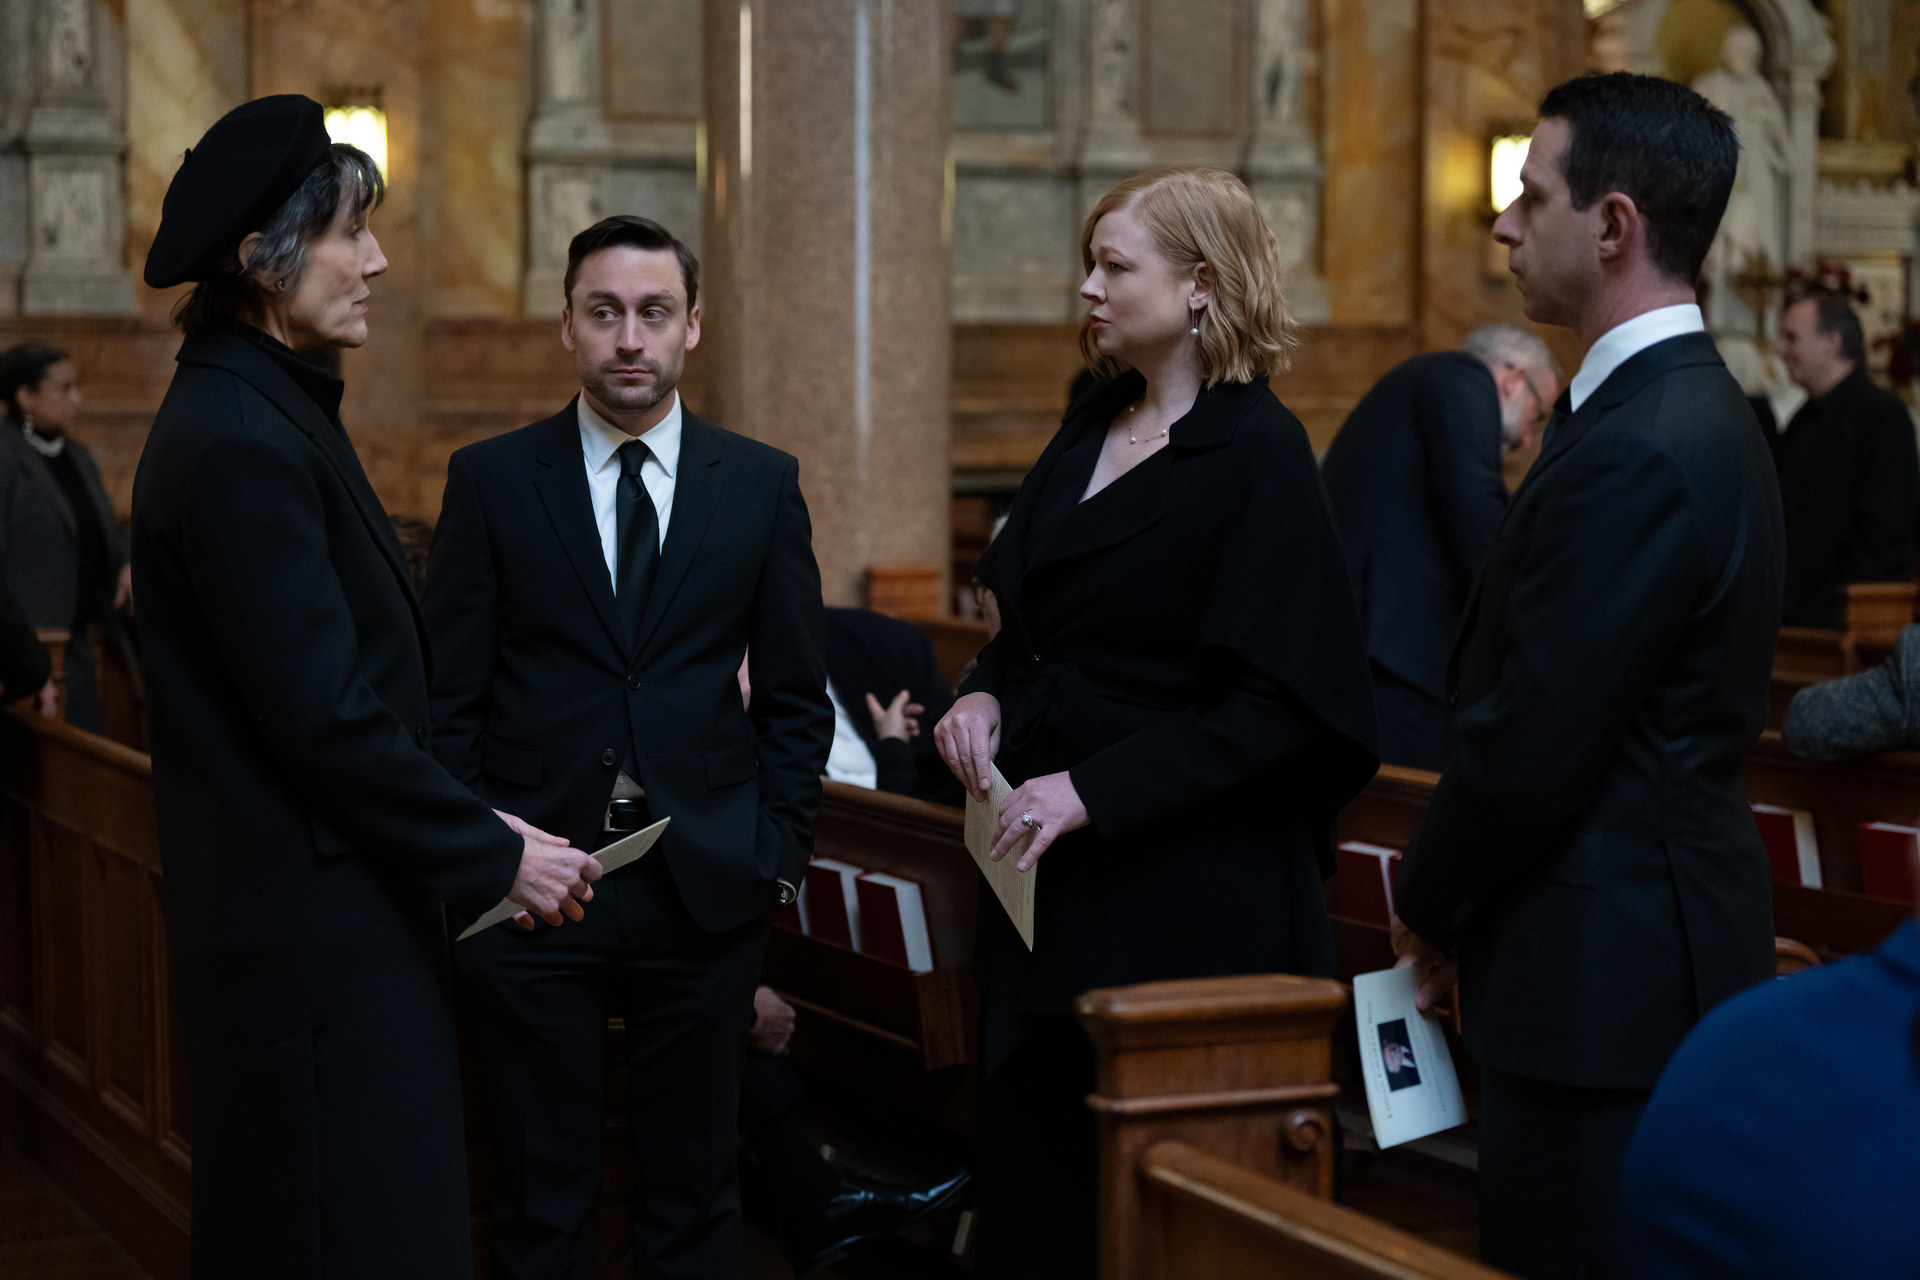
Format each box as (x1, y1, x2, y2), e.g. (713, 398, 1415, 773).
(1693, 27, 1790, 307)
(35, 166, 111, 258)
(18, 0, 134, 313)
(1087, 0, 1138, 124)
(44, 0, 93, 90)
(543, 0, 597, 107)
(1253, 0, 1309, 142)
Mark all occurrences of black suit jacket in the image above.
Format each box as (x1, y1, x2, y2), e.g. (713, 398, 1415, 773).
(1395, 332, 1783, 1091)
(131, 326, 522, 1277)
(1771, 366, 1920, 627)
(812, 606, 962, 806)
(1320, 352, 1508, 701)
(423, 400, 833, 934)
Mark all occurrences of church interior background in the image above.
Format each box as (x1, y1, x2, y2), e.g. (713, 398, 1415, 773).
(2, 0, 1918, 608)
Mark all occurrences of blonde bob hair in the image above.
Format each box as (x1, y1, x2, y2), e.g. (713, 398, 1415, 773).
(1079, 166, 1296, 387)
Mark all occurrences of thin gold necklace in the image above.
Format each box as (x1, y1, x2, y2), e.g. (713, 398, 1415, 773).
(1125, 400, 1167, 446)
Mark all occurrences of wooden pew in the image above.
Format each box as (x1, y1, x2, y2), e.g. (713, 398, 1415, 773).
(1774, 581, 1916, 679)
(1137, 1141, 1510, 1279)
(1078, 974, 1348, 1280)
(768, 781, 979, 1134)
(1335, 736, 1913, 972)
(0, 706, 188, 1280)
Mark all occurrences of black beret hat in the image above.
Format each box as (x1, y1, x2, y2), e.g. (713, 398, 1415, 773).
(144, 95, 335, 290)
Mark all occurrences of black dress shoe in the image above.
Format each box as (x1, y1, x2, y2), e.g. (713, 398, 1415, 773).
(782, 1167, 972, 1275)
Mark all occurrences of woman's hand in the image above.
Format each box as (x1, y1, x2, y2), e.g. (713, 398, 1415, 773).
(866, 688, 924, 742)
(992, 771, 1089, 871)
(934, 691, 1001, 801)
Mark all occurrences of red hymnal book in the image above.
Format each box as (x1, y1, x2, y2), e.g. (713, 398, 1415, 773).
(1336, 842, 1400, 927)
(855, 873, 935, 973)
(1751, 804, 1823, 888)
(1858, 823, 1920, 905)
(803, 858, 865, 951)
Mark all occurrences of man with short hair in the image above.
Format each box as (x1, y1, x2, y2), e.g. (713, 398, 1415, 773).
(1389, 74, 1784, 1279)
(423, 215, 833, 1280)
(1320, 324, 1558, 769)
(1771, 289, 1920, 627)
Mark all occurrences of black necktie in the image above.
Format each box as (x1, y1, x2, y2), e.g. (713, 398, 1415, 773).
(615, 439, 659, 647)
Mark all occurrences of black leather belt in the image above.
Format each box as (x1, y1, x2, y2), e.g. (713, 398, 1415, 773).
(605, 797, 651, 832)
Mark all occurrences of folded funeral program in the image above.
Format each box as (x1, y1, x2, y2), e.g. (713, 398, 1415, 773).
(963, 763, 1037, 950)
(456, 816, 670, 941)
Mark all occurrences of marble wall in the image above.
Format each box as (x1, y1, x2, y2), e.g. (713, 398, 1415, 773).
(0, 0, 1756, 530)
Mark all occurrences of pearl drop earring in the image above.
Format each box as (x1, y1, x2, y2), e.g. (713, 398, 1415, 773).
(1189, 305, 1201, 337)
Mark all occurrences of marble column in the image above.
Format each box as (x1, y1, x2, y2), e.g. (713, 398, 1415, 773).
(700, 0, 951, 608)
(19, 0, 136, 314)
(1245, 0, 1327, 324)
(522, 0, 616, 315)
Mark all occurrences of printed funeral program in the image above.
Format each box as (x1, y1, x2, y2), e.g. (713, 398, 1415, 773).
(1353, 965, 1467, 1149)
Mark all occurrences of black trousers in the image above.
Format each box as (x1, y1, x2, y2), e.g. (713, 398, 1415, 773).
(1478, 1067, 1649, 1280)
(972, 1013, 1096, 1280)
(456, 847, 770, 1280)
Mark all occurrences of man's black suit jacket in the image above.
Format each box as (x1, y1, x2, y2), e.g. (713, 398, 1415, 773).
(1395, 332, 1783, 1091)
(423, 400, 833, 934)
(1320, 352, 1509, 703)
(1771, 366, 1920, 627)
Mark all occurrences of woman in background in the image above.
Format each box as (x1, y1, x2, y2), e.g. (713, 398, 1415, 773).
(934, 166, 1379, 1279)
(0, 343, 132, 732)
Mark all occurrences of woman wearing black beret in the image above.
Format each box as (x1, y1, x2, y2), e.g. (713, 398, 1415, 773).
(132, 95, 600, 1279)
(934, 167, 1380, 1279)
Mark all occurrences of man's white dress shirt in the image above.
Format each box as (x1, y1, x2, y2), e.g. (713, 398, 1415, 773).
(1568, 303, 1704, 412)
(578, 390, 681, 580)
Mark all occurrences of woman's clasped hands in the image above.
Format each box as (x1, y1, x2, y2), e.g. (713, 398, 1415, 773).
(934, 691, 1090, 872)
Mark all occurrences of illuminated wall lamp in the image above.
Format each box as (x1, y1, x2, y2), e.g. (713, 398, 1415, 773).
(1489, 134, 1530, 215)
(324, 104, 388, 181)
(1485, 133, 1530, 282)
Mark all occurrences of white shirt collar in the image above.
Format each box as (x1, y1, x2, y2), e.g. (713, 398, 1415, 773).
(577, 390, 682, 478)
(1568, 303, 1705, 412)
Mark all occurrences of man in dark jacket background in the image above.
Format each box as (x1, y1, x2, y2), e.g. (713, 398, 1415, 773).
(1771, 289, 1920, 627)
(1321, 324, 1558, 769)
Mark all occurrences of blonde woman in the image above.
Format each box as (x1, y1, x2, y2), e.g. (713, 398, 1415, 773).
(933, 167, 1379, 1277)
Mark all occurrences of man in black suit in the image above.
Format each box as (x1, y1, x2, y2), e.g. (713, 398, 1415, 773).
(1771, 290, 1920, 627)
(1321, 325, 1558, 769)
(423, 215, 833, 1280)
(1390, 74, 1782, 1280)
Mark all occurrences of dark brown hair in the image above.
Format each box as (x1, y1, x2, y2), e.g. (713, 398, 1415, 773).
(563, 215, 699, 310)
(0, 342, 70, 422)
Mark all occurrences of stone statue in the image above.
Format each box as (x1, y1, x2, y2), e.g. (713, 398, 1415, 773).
(1692, 26, 1790, 291)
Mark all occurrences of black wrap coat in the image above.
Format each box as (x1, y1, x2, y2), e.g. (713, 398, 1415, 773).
(960, 372, 1378, 1068)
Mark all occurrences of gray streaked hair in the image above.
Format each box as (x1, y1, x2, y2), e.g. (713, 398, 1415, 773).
(1461, 324, 1559, 381)
(172, 143, 386, 338)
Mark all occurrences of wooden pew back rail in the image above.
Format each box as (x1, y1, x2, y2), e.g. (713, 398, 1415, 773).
(1079, 974, 1348, 1280)
(1140, 1140, 1512, 1279)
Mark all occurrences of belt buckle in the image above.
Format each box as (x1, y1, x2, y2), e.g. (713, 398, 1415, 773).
(605, 798, 648, 833)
